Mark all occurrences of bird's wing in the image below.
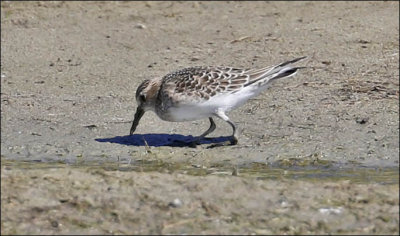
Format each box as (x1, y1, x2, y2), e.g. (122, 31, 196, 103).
(160, 66, 251, 102)
(159, 56, 307, 103)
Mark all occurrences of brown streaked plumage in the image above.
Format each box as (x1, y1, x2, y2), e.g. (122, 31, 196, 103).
(130, 57, 307, 146)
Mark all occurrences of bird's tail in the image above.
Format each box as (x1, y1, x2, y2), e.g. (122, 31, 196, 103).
(244, 56, 307, 87)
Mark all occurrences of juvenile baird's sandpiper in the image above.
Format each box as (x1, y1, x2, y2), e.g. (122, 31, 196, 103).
(130, 57, 307, 146)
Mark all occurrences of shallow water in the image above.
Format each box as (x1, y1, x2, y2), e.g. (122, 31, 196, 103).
(2, 158, 398, 185)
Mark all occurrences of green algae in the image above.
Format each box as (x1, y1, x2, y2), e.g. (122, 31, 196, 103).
(1, 158, 398, 185)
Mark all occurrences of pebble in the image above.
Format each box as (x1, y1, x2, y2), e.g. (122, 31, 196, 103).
(51, 220, 59, 228)
(168, 198, 182, 208)
(356, 117, 369, 124)
(135, 23, 146, 29)
(318, 207, 343, 215)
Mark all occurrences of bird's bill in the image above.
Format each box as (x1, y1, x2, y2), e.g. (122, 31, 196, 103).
(130, 107, 145, 135)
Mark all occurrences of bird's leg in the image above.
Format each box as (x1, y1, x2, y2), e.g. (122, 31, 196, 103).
(225, 119, 238, 145)
(200, 117, 217, 138)
(213, 110, 239, 146)
(190, 117, 216, 146)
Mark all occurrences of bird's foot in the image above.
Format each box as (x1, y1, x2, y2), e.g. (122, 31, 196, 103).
(206, 137, 238, 149)
(231, 136, 238, 145)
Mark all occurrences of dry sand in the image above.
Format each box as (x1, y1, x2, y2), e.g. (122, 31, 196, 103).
(1, 1, 399, 234)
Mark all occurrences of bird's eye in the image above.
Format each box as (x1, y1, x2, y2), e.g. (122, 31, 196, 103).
(139, 94, 146, 102)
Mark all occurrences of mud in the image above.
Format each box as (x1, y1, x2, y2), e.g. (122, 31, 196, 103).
(1, 1, 399, 234)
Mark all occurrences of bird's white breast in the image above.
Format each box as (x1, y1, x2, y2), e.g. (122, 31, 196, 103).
(163, 85, 268, 122)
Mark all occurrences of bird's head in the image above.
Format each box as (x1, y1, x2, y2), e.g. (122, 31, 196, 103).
(130, 78, 162, 135)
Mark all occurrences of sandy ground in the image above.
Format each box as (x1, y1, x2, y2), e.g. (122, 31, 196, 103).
(1, 1, 399, 234)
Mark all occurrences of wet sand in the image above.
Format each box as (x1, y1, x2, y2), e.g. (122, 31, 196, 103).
(1, 1, 399, 234)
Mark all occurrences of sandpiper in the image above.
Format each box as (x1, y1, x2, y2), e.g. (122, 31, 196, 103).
(130, 57, 306, 146)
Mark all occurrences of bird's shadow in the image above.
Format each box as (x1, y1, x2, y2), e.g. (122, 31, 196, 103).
(95, 133, 232, 147)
